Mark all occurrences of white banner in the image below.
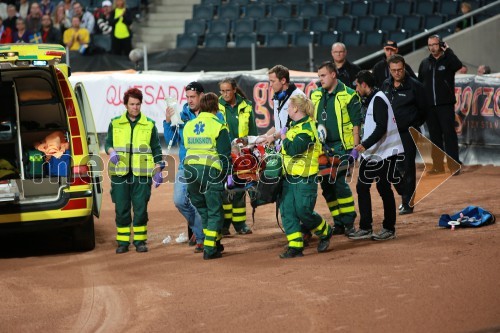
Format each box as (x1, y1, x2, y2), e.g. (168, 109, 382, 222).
(69, 72, 202, 133)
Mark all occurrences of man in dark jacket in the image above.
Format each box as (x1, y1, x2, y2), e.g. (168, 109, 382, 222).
(40, 14, 62, 44)
(331, 42, 361, 89)
(418, 35, 462, 175)
(381, 55, 427, 215)
(372, 40, 417, 89)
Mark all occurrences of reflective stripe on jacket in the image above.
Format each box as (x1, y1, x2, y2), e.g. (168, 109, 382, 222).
(218, 95, 253, 138)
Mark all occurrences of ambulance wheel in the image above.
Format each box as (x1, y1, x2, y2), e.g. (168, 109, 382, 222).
(73, 216, 96, 251)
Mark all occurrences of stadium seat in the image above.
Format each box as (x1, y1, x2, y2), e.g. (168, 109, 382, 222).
(415, 0, 435, 16)
(324, 1, 345, 17)
(256, 18, 279, 35)
(388, 30, 409, 42)
(233, 18, 255, 34)
(401, 15, 422, 32)
(204, 33, 227, 48)
(424, 14, 445, 30)
(371, 0, 391, 16)
(364, 30, 385, 46)
(245, 4, 266, 19)
(440, 0, 460, 16)
(266, 32, 289, 47)
(230, 0, 248, 5)
(293, 31, 315, 47)
(342, 31, 363, 47)
(234, 32, 257, 48)
(378, 15, 400, 31)
(319, 31, 341, 46)
(357, 15, 377, 32)
(297, 3, 319, 18)
(393, 1, 413, 16)
(177, 33, 198, 48)
(218, 4, 241, 20)
(310, 16, 331, 32)
(202, 0, 221, 6)
(193, 4, 215, 20)
(270, 3, 292, 18)
(350, 1, 370, 16)
(282, 18, 305, 33)
(185, 19, 207, 36)
(334, 15, 354, 32)
(208, 19, 231, 34)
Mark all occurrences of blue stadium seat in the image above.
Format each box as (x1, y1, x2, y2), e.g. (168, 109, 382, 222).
(440, 0, 459, 16)
(401, 15, 422, 32)
(233, 18, 255, 34)
(324, 1, 345, 17)
(293, 31, 315, 47)
(204, 33, 227, 48)
(234, 32, 257, 48)
(342, 31, 363, 47)
(177, 33, 198, 48)
(193, 4, 215, 20)
(202, 0, 221, 6)
(266, 32, 289, 47)
(298, 3, 319, 18)
(393, 1, 413, 16)
(245, 3, 266, 19)
(230, 0, 248, 5)
(378, 15, 400, 31)
(218, 4, 241, 20)
(270, 3, 292, 18)
(424, 14, 445, 30)
(185, 19, 207, 36)
(357, 15, 377, 32)
(416, 0, 435, 16)
(319, 31, 341, 46)
(310, 16, 331, 32)
(371, 0, 391, 16)
(388, 30, 409, 42)
(350, 1, 370, 16)
(364, 30, 385, 46)
(282, 18, 305, 33)
(334, 15, 354, 32)
(256, 18, 279, 35)
(208, 19, 231, 34)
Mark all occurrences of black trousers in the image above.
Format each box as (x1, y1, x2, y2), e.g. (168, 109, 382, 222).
(393, 131, 416, 206)
(427, 104, 460, 169)
(356, 156, 397, 232)
(111, 36, 132, 56)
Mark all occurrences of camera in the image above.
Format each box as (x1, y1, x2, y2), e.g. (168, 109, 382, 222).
(439, 41, 445, 48)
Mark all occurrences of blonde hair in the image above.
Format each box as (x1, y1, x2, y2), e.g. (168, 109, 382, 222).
(290, 95, 315, 119)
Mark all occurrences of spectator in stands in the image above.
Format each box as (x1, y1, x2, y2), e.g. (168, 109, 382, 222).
(52, 3, 71, 36)
(457, 65, 468, 74)
(477, 65, 491, 75)
(110, 0, 133, 56)
(40, 0, 55, 16)
(26, 2, 42, 33)
(372, 41, 417, 89)
(3, 5, 19, 31)
(63, 15, 90, 51)
(0, 17, 13, 43)
(61, 0, 74, 20)
(331, 42, 360, 89)
(12, 17, 30, 42)
(381, 55, 427, 215)
(72, 2, 95, 34)
(94, 0, 113, 52)
(17, 0, 30, 19)
(455, 2, 473, 32)
(418, 35, 462, 176)
(40, 13, 61, 43)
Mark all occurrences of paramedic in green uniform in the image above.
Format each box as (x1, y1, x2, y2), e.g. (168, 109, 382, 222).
(106, 88, 163, 254)
(218, 78, 258, 235)
(311, 61, 362, 236)
(279, 94, 333, 259)
(184, 92, 232, 260)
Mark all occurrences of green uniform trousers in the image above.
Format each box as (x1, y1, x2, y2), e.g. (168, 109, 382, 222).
(184, 164, 224, 255)
(222, 191, 248, 231)
(110, 174, 152, 246)
(320, 144, 357, 227)
(280, 176, 330, 250)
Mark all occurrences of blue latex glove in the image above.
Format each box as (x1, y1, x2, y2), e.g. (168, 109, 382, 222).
(226, 174, 234, 189)
(280, 127, 288, 137)
(349, 148, 359, 163)
(153, 172, 163, 188)
(110, 150, 119, 164)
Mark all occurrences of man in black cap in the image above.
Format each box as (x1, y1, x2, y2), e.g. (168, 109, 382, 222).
(372, 40, 417, 89)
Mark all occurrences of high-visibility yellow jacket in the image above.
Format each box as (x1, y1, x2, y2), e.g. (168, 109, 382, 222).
(218, 95, 255, 138)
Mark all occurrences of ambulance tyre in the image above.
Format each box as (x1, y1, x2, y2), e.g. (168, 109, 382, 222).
(73, 215, 96, 251)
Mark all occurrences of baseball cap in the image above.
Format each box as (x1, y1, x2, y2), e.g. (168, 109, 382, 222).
(186, 81, 204, 93)
(102, 0, 112, 7)
(384, 40, 398, 50)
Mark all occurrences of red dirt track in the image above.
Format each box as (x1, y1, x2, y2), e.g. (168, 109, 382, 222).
(0, 155, 499, 333)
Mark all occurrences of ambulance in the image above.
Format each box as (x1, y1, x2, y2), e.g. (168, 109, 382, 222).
(0, 44, 102, 251)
